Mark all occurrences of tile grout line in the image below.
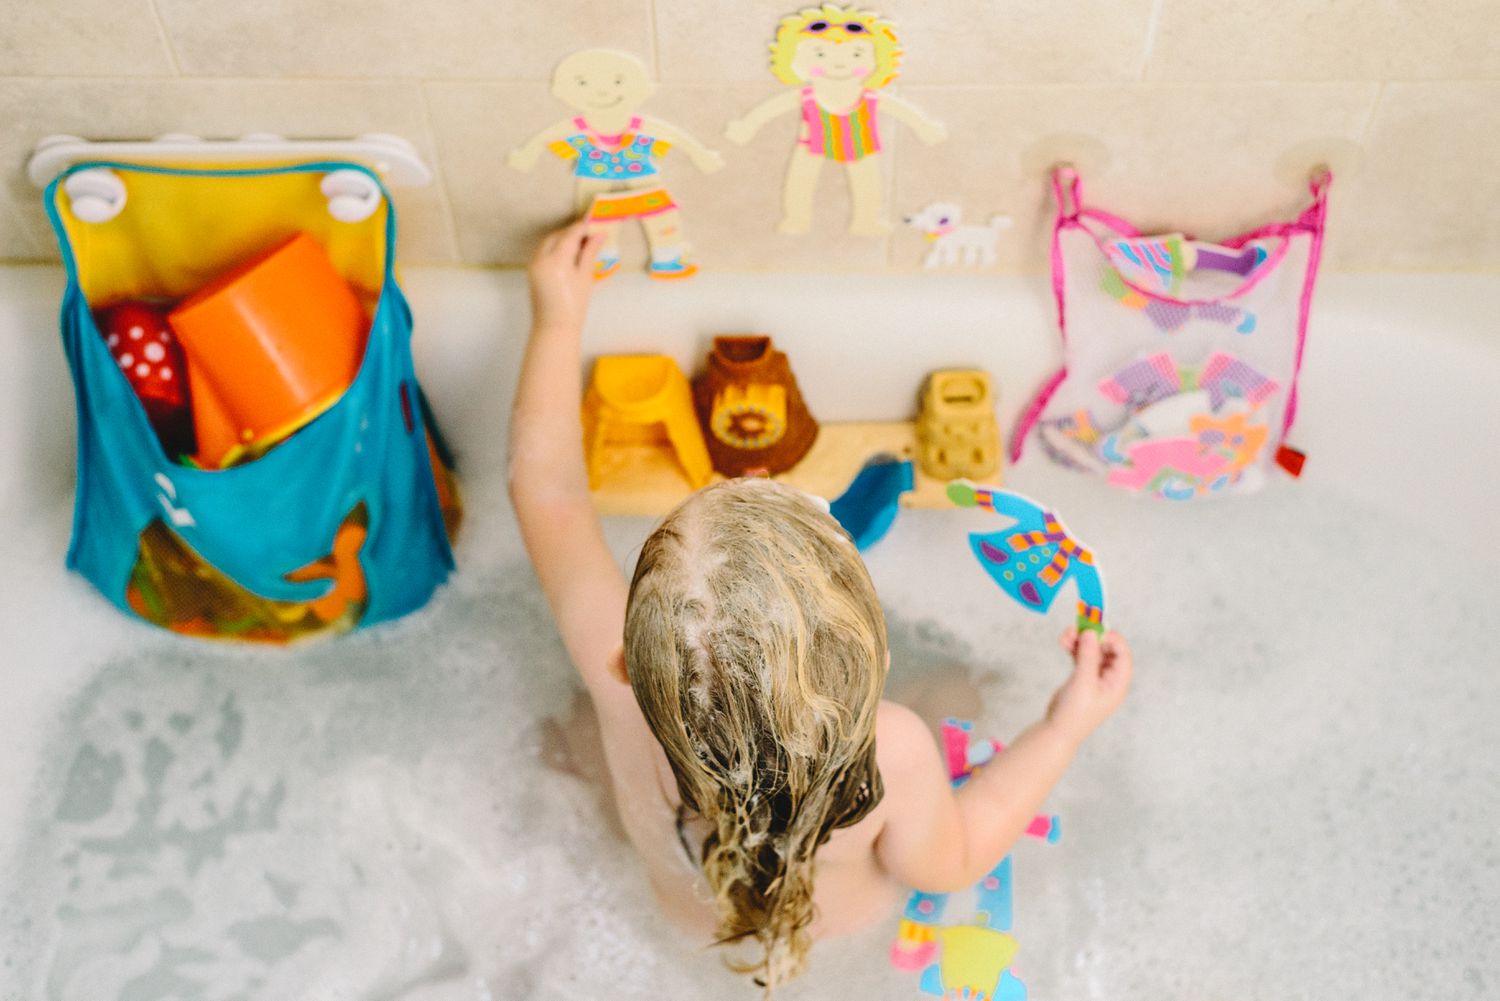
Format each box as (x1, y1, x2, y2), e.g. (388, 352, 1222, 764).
(1357, 81, 1385, 147)
(647, 0, 663, 79)
(1138, 0, 1167, 82)
(144, 0, 183, 77)
(415, 81, 464, 265)
(0, 73, 1494, 89)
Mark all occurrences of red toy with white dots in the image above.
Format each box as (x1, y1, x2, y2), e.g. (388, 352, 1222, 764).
(95, 300, 196, 459)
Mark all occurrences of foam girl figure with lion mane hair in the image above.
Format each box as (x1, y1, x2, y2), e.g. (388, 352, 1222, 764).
(726, 4, 946, 236)
(511, 48, 724, 280)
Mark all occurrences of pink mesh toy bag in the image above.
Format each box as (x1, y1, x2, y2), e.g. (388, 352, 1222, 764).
(1013, 167, 1330, 500)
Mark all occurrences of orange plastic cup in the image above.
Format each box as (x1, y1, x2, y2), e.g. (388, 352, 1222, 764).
(169, 232, 367, 467)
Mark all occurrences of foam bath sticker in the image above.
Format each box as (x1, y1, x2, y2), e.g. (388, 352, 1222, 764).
(1197, 352, 1279, 410)
(889, 719, 1058, 1001)
(1097, 352, 1181, 409)
(509, 48, 725, 280)
(724, 3, 947, 236)
(1100, 259, 1259, 334)
(903, 202, 1013, 269)
(947, 482, 1106, 634)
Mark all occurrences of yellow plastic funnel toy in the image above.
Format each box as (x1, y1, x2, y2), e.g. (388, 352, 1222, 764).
(582, 355, 712, 490)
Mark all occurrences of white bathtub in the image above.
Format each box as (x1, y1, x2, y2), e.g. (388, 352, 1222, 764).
(1, 266, 1496, 1000)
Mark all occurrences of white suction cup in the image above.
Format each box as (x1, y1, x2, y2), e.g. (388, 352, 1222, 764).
(1020, 132, 1112, 178)
(321, 168, 383, 223)
(1274, 138, 1363, 188)
(63, 168, 127, 223)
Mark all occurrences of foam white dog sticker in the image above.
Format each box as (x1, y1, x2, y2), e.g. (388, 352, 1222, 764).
(904, 202, 1012, 269)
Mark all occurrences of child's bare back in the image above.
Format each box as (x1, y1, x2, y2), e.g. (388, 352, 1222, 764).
(508, 222, 1132, 989)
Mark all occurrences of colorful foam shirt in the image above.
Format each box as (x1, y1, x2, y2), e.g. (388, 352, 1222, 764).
(948, 483, 1105, 632)
(548, 115, 671, 181)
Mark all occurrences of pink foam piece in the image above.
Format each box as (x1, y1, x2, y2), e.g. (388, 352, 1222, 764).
(941, 723, 971, 781)
(1108, 437, 1228, 492)
(1025, 815, 1054, 839)
(889, 940, 938, 971)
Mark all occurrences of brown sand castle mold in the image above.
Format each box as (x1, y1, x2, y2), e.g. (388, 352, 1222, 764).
(692, 335, 819, 477)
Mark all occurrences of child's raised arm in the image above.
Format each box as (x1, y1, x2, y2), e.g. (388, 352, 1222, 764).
(875, 630, 1133, 893)
(507, 222, 627, 692)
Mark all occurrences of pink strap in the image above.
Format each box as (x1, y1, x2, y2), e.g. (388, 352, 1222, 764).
(1051, 166, 1081, 222)
(1011, 167, 1082, 461)
(1079, 206, 1142, 239)
(1009, 367, 1066, 462)
(1281, 168, 1331, 436)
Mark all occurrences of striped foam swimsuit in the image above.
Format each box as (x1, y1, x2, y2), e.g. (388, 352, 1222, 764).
(798, 87, 881, 162)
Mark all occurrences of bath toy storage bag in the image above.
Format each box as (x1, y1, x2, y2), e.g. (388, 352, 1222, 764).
(45, 161, 457, 641)
(1014, 167, 1330, 500)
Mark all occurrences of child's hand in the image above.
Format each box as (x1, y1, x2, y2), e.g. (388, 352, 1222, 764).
(1045, 628, 1132, 743)
(527, 220, 606, 333)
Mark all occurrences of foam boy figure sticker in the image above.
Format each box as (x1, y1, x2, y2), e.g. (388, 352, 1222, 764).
(947, 482, 1106, 634)
(509, 49, 724, 280)
(725, 4, 946, 236)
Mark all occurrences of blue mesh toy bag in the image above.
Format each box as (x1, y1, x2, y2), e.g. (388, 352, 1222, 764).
(45, 161, 459, 642)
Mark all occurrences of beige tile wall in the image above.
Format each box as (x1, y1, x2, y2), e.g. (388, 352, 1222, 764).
(2, 0, 1496, 270)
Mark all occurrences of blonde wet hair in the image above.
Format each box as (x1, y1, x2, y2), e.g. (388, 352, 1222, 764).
(624, 478, 887, 989)
(768, 3, 903, 89)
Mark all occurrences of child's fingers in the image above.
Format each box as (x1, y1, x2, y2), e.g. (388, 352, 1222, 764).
(1099, 631, 1133, 686)
(1071, 628, 1101, 675)
(576, 229, 608, 269)
(537, 219, 589, 260)
(1057, 626, 1079, 653)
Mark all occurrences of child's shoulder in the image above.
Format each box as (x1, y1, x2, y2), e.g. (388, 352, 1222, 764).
(876, 700, 939, 770)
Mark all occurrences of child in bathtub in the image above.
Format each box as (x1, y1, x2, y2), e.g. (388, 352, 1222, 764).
(508, 222, 1133, 989)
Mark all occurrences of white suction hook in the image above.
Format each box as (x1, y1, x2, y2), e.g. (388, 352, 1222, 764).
(320, 169, 382, 223)
(1020, 132, 1112, 178)
(28, 134, 434, 189)
(63, 168, 127, 223)
(1274, 137, 1363, 188)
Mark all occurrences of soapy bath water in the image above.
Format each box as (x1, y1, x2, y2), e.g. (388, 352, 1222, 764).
(2, 467, 1496, 1001)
